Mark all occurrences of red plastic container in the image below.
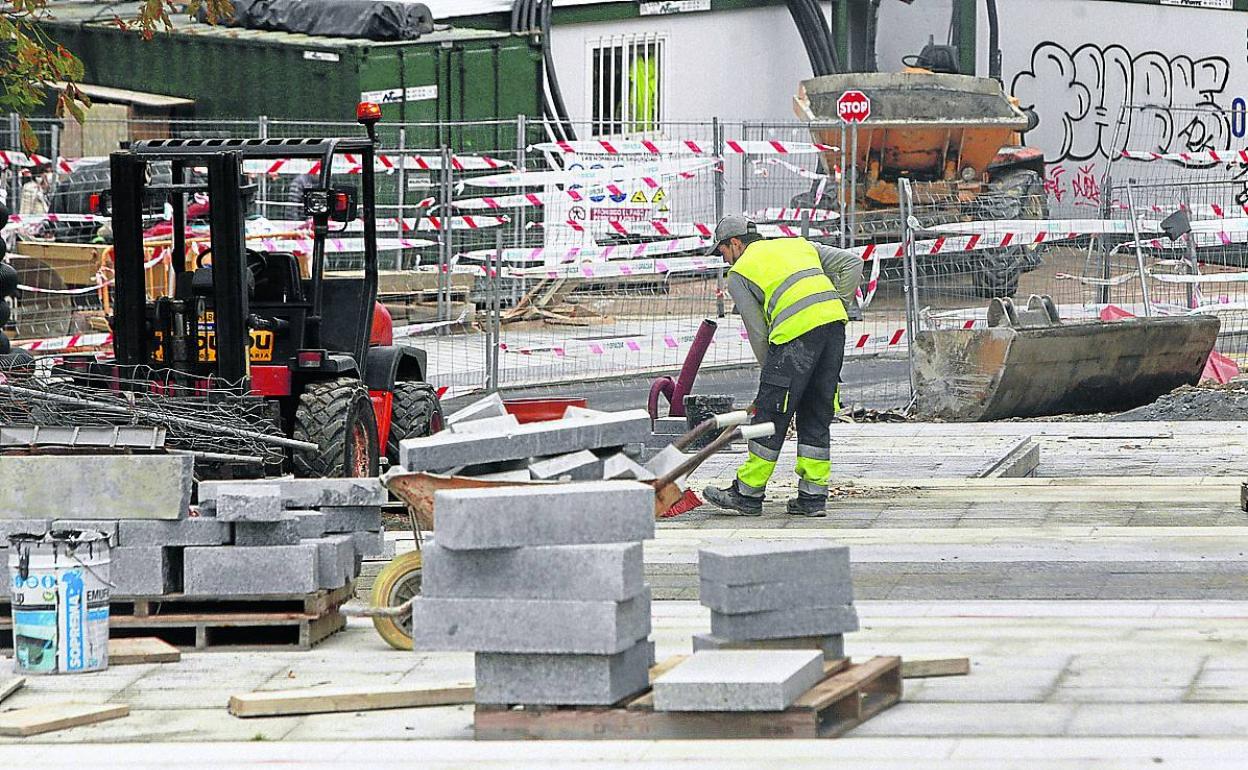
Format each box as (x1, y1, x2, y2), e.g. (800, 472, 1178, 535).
(503, 397, 589, 424)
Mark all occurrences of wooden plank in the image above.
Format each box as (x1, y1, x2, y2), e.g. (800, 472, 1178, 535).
(108, 637, 181, 665)
(901, 657, 971, 679)
(0, 703, 129, 737)
(0, 677, 24, 705)
(648, 655, 688, 683)
(793, 656, 900, 711)
(229, 684, 474, 718)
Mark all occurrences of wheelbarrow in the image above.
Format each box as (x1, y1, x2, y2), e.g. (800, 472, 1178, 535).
(350, 413, 770, 650)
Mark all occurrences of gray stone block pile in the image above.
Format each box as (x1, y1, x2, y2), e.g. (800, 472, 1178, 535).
(1, 468, 389, 601)
(409, 480, 656, 706)
(695, 541, 857, 659)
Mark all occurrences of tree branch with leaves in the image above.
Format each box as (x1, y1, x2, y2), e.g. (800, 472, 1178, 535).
(1, 0, 233, 152)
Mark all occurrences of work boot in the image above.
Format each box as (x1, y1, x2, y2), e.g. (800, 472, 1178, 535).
(702, 483, 763, 517)
(785, 493, 827, 518)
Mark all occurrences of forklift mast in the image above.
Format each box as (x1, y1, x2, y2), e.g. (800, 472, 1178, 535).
(108, 137, 380, 387)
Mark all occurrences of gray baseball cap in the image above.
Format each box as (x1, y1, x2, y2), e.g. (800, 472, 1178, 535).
(706, 214, 758, 255)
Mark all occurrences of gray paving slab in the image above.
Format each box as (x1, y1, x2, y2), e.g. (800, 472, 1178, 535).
(0, 454, 193, 520)
(306, 535, 354, 590)
(233, 516, 301, 546)
(199, 478, 386, 509)
(449, 414, 521, 435)
(691, 632, 844, 659)
(602, 452, 657, 481)
(474, 640, 655, 705)
(423, 542, 644, 601)
(699, 541, 851, 585)
(117, 518, 231, 547)
(710, 603, 860, 639)
(432, 481, 654, 549)
(290, 511, 326, 539)
(321, 506, 383, 533)
(528, 450, 604, 481)
(215, 486, 285, 522)
(652, 649, 825, 711)
(445, 392, 508, 427)
(183, 544, 318, 596)
(400, 410, 650, 472)
(699, 576, 854, 613)
(409, 589, 651, 654)
(110, 546, 176, 597)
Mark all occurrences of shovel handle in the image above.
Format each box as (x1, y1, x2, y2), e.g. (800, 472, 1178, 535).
(654, 421, 775, 489)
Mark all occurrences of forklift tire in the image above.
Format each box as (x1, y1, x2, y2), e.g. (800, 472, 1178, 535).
(292, 377, 381, 478)
(370, 550, 422, 651)
(386, 382, 444, 463)
(971, 248, 1025, 299)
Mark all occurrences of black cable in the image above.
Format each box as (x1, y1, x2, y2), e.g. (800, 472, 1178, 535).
(540, 0, 577, 141)
(986, 0, 1002, 82)
(794, 0, 837, 75)
(785, 0, 826, 76)
(806, 0, 839, 74)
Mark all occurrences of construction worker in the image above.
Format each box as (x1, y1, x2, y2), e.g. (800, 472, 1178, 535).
(703, 214, 862, 517)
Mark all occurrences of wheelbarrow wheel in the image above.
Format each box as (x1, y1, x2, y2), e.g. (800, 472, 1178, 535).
(370, 550, 423, 651)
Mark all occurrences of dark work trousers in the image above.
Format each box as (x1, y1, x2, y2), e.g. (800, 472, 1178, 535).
(735, 321, 847, 500)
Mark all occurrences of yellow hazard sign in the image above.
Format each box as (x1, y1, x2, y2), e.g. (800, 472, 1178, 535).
(630, 190, 648, 204)
(651, 188, 667, 204)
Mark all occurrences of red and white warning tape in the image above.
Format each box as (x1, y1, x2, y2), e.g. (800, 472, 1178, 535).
(1121, 149, 1248, 165)
(927, 218, 1153, 237)
(509, 255, 726, 280)
(17, 332, 114, 353)
(532, 139, 837, 156)
(251, 237, 436, 252)
(547, 219, 838, 239)
(3, 213, 111, 229)
(458, 236, 710, 265)
(752, 157, 832, 182)
(461, 158, 715, 189)
(241, 153, 513, 176)
(261, 215, 508, 233)
(748, 208, 841, 223)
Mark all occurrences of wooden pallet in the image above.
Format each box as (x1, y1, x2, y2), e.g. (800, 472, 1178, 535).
(474, 656, 902, 741)
(0, 583, 354, 652)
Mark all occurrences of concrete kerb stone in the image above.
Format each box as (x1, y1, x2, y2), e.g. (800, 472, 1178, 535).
(233, 516, 302, 547)
(698, 577, 854, 614)
(602, 452, 657, 481)
(52, 519, 120, 545)
(528, 450, 604, 482)
(432, 481, 654, 550)
(445, 392, 509, 427)
(306, 535, 354, 590)
(410, 588, 652, 654)
(692, 633, 845, 660)
(449, 414, 521, 435)
(198, 478, 386, 509)
(698, 541, 852, 586)
(110, 546, 177, 597)
(351, 530, 385, 559)
(0, 454, 193, 520)
(214, 486, 285, 522)
(710, 604, 860, 640)
(652, 650, 825, 712)
(290, 511, 327, 539)
(422, 542, 644, 601)
(0, 520, 51, 542)
(475, 640, 655, 706)
(321, 506, 383, 533)
(563, 406, 609, 420)
(183, 543, 319, 596)
(117, 518, 231, 548)
(400, 409, 650, 472)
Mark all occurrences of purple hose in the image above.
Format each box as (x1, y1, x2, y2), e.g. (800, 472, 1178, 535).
(648, 319, 718, 419)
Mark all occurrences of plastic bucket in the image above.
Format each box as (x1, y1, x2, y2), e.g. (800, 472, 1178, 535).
(7, 530, 111, 675)
(504, 397, 589, 424)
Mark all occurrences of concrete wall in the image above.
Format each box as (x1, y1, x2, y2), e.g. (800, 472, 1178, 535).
(549, 4, 830, 126)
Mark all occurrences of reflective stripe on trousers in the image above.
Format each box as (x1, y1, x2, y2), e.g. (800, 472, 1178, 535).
(735, 450, 775, 498)
(795, 444, 831, 499)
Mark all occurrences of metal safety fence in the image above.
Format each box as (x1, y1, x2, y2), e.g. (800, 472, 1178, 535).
(13, 106, 1237, 416)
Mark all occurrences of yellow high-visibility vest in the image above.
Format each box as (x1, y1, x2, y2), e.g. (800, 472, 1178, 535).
(730, 237, 848, 344)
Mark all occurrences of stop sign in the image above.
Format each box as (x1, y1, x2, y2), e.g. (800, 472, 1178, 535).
(837, 90, 872, 124)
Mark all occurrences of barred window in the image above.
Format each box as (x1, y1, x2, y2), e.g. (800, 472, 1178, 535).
(588, 33, 665, 137)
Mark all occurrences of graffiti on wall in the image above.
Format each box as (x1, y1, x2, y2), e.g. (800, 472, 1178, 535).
(1011, 41, 1233, 163)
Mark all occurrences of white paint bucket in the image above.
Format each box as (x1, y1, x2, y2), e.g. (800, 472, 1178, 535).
(7, 530, 111, 674)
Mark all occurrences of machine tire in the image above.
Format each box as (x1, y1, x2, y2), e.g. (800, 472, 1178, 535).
(386, 381, 444, 463)
(292, 377, 380, 478)
(971, 248, 1025, 299)
(370, 549, 423, 651)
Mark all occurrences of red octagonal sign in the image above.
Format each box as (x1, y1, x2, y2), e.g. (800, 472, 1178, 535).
(837, 90, 872, 124)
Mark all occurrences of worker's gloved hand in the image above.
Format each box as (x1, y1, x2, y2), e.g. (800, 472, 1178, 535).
(846, 304, 864, 322)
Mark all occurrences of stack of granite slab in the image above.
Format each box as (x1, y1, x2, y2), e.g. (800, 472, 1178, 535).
(409, 481, 656, 706)
(399, 395, 655, 482)
(694, 541, 858, 660)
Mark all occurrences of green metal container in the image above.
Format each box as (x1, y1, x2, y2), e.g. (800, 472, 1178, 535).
(43, 4, 541, 150)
